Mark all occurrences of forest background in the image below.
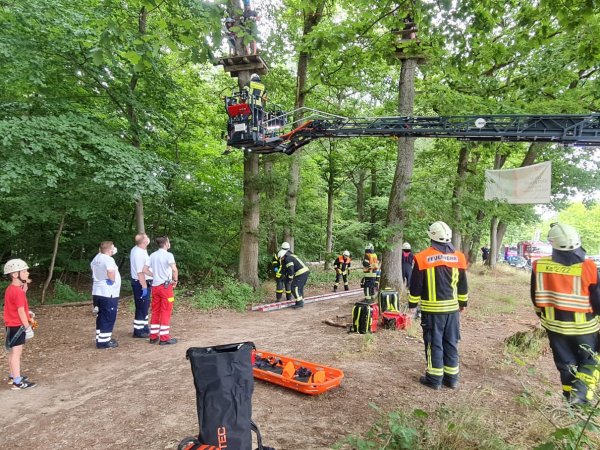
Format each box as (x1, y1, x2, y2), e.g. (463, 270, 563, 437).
(1, 0, 599, 302)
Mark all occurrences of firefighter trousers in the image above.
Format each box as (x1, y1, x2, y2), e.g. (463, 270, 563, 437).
(291, 272, 309, 301)
(276, 277, 292, 301)
(421, 311, 460, 386)
(363, 275, 376, 300)
(334, 272, 349, 290)
(547, 330, 600, 403)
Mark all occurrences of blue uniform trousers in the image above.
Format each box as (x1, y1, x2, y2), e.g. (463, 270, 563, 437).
(131, 280, 151, 336)
(421, 311, 460, 386)
(94, 295, 119, 348)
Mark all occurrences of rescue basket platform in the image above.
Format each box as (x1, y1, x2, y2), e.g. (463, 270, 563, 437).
(253, 350, 344, 395)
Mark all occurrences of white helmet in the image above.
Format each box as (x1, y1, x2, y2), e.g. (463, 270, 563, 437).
(277, 249, 288, 259)
(428, 221, 452, 243)
(402, 242, 411, 250)
(548, 223, 581, 251)
(280, 242, 291, 251)
(343, 250, 350, 257)
(365, 243, 374, 251)
(4, 258, 29, 275)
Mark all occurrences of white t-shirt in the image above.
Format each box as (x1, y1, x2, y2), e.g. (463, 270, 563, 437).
(148, 248, 175, 286)
(91, 253, 121, 298)
(130, 246, 152, 281)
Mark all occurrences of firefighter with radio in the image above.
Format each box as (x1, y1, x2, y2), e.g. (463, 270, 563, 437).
(409, 221, 468, 390)
(278, 247, 310, 309)
(362, 243, 379, 301)
(272, 242, 292, 301)
(333, 250, 351, 292)
(531, 223, 600, 405)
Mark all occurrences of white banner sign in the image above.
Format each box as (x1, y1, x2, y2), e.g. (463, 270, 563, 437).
(484, 161, 551, 204)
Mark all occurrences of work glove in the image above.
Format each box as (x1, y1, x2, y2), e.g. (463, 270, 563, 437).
(25, 327, 34, 340)
(92, 306, 99, 316)
(105, 279, 114, 286)
(141, 287, 148, 298)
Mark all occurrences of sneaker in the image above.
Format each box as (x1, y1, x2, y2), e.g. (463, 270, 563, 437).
(442, 378, 459, 389)
(12, 380, 37, 390)
(149, 338, 159, 344)
(97, 339, 118, 349)
(132, 333, 149, 339)
(7, 376, 28, 385)
(419, 376, 441, 391)
(159, 338, 178, 346)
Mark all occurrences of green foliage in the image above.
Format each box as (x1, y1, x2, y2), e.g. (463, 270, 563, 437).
(190, 277, 263, 311)
(505, 328, 549, 360)
(338, 405, 514, 449)
(46, 280, 89, 304)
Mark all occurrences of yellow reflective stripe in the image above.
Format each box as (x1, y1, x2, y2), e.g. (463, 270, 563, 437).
(295, 267, 309, 276)
(574, 312, 586, 324)
(540, 316, 600, 335)
(534, 306, 542, 314)
(420, 299, 459, 313)
(409, 295, 420, 305)
(427, 367, 444, 376)
(451, 268, 458, 301)
(536, 260, 583, 276)
(537, 270, 545, 292)
(364, 272, 377, 277)
(427, 268, 436, 301)
(457, 294, 468, 301)
(286, 262, 294, 268)
(562, 385, 572, 392)
(443, 365, 459, 375)
(546, 307, 555, 321)
(353, 306, 361, 330)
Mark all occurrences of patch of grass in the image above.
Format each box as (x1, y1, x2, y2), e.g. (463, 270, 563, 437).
(336, 404, 515, 450)
(505, 327, 548, 360)
(470, 290, 519, 319)
(46, 280, 89, 304)
(190, 277, 264, 311)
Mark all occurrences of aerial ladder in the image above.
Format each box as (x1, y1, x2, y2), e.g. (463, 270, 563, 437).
(224, 95, 600, 155)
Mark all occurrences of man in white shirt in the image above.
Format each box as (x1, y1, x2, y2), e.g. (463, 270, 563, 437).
(130, 233, 153, 338)
(90, 241, 121, 349)
(145, 236, 178, 345)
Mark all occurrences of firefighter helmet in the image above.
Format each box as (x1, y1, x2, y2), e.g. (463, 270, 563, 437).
(4, 258, 29, 275)
(428, 221, 452, 243)
(251, 74, 261, 82)
(365, 243, 374, 251)
(548, 223, 581, 251)
(402, 242, 411, 250)
(343, 250, 350, 257)
(281, 241, 291, 251)
(277, 249, 288, 259)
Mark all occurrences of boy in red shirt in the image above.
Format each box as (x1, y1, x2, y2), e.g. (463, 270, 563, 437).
(3, 259, 36, 390)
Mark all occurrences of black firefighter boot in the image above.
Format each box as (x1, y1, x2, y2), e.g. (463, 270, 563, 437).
(344, 285, 349, 291)
(333, 285, 338, 292)
(291, 300, 304, 309)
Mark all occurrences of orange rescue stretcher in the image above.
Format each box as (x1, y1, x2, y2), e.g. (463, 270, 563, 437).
(252, 350, 344, 395)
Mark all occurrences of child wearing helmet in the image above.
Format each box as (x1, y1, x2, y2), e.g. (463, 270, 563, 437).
(3, 259, 37, 390)
(333, 250, 352, 292)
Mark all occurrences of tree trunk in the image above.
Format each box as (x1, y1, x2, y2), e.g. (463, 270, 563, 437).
(41, 213, 66, 304)
(355, 169, 366, 222)
(368, 166, 378, 239)
(451, 145, 470, 250)
(489, 216, 499, 269)
(263, 156, 278, 255)
(237, 69, 260, 288)
(379, 58, 418, 292)
(284, 2, 325, 247)
(496, 221, 507, 260)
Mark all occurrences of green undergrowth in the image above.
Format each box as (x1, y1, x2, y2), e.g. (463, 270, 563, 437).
(45, 280, 89, 304)
(336, 404, 514, 450)
(190, 277, 265, 311)
(505, 327, 548, 360)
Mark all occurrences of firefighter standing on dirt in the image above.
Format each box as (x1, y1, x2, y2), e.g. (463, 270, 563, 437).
(531, 223, 600, 405)
(362, 243, 379, 301)
(278, 247, 310, 309)
(333, 250, 351, 292)
(272, 242, 292, 301)
(409, 221, 468, 390)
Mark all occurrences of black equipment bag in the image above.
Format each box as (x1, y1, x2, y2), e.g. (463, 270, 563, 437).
(186, 342, 255, 450)
(378, 288, 399, 313)
(350, 302, 373, 334)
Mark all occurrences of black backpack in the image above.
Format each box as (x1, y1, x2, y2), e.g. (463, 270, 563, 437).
(378, 288, 399, 313)
(350, 302, 374, 334)
(180, 342, 274, 450)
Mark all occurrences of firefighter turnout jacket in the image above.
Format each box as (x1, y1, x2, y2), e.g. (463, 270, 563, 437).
(334, 255, 351, 274)
(271, 253, 283, 279)
(363, 251, 379, 278)
(409, 245, 468, 313)
(283, 253, 310, 280)
(531, 256, 600, 335)
(243, 80, 265, 107)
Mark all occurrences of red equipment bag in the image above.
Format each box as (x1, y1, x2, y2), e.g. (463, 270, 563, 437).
(227, 102, 252, 118)
(370, 303, 379, 332)
(382, 311, 411, 330)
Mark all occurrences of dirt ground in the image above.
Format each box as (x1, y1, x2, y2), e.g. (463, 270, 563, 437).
(1, 268, 561, 450)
